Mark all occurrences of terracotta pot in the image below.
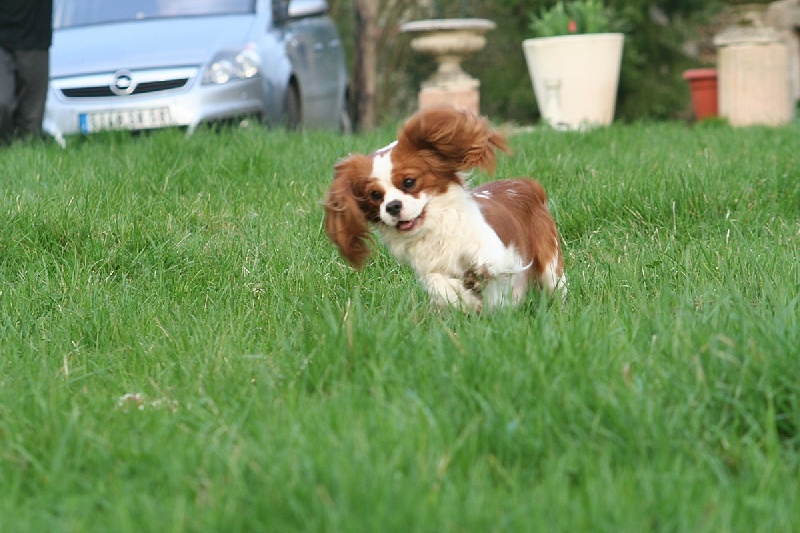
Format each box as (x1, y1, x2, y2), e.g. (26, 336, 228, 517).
(682, 68, 718, 121)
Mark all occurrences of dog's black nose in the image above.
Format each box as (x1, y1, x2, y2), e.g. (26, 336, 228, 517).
(385, 200, 402, 216)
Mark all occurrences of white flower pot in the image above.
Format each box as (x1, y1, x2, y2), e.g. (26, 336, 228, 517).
(522, 33, 624, 129)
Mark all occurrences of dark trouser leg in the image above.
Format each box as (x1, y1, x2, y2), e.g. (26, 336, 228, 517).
(13, 49, 50, 139)
(0, 47, 16, 143)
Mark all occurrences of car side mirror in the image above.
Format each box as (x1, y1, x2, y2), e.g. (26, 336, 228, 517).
(275, 0, 328, 25)
(289, 0, 328, 18)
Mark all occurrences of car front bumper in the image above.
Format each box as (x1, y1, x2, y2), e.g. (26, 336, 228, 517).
(44, 66, 265, 139)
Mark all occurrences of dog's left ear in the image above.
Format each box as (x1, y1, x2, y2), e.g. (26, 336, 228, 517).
(397, 105, 509, 174)
(323, 156, 372, 270)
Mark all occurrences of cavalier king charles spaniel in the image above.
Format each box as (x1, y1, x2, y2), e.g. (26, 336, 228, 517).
(324, 105, 566, 312)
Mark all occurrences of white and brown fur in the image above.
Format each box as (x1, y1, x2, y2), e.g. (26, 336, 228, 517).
(324, 105, 566, 312)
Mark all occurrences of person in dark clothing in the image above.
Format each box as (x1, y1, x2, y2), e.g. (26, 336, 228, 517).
(0, 0, 53, 144)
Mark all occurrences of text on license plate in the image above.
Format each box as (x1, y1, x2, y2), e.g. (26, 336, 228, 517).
(79, 108, 174, 133)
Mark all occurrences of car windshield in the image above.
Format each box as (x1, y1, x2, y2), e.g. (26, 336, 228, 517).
(54, 0, 256, 29)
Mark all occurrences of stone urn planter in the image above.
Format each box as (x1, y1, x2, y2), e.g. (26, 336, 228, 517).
(400, 18, 496, 113)
(682, 68, 718, 120)
(522, 33, 624, 129)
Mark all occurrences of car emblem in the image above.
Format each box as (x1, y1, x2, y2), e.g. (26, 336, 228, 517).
(110, 70, 136, 95)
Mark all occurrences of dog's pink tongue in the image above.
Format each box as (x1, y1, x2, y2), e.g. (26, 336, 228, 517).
(397, 220, 414, 231)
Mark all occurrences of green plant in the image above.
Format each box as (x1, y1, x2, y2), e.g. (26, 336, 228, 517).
(431, 0, 472, 18)
(529, 0, 615, 37)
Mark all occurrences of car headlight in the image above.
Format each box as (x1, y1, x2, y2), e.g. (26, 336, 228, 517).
(203, 46, 260, 85)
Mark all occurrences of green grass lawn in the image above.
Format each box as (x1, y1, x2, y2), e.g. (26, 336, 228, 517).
(1, 121, 798, 532)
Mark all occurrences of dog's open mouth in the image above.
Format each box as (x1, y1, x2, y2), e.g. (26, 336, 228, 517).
(396, 208, 426, 232)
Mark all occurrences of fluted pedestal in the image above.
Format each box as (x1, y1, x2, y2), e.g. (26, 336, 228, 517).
(715, 26, 795, 126)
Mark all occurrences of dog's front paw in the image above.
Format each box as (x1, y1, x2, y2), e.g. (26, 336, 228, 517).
(425, 273, 483, 313)
(463, 265, 491, 296)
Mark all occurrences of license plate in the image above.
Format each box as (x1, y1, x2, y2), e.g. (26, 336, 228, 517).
(79, 108, 174, 133)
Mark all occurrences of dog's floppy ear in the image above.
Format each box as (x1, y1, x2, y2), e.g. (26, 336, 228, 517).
(397, 104, 509, 174)
(323, 156, 372, 269)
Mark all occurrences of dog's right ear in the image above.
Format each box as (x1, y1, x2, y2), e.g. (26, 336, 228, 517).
(323, 156, 372, 269)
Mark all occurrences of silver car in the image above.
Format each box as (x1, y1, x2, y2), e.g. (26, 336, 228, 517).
(44, 0, 349, 141)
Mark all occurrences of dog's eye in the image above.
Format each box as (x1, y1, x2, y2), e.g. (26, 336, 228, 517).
(402, 178, 417, 190)
(370, 190, 383, 201)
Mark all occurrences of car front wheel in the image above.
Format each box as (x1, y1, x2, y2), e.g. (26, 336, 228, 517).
(340, 95, 352, 134)
(283, 82, 301, 130)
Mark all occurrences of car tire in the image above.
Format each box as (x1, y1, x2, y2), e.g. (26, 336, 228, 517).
(283, 82, 301, 131)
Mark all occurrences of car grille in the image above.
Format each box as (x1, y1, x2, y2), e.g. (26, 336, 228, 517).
(61, 78, 190, 98)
